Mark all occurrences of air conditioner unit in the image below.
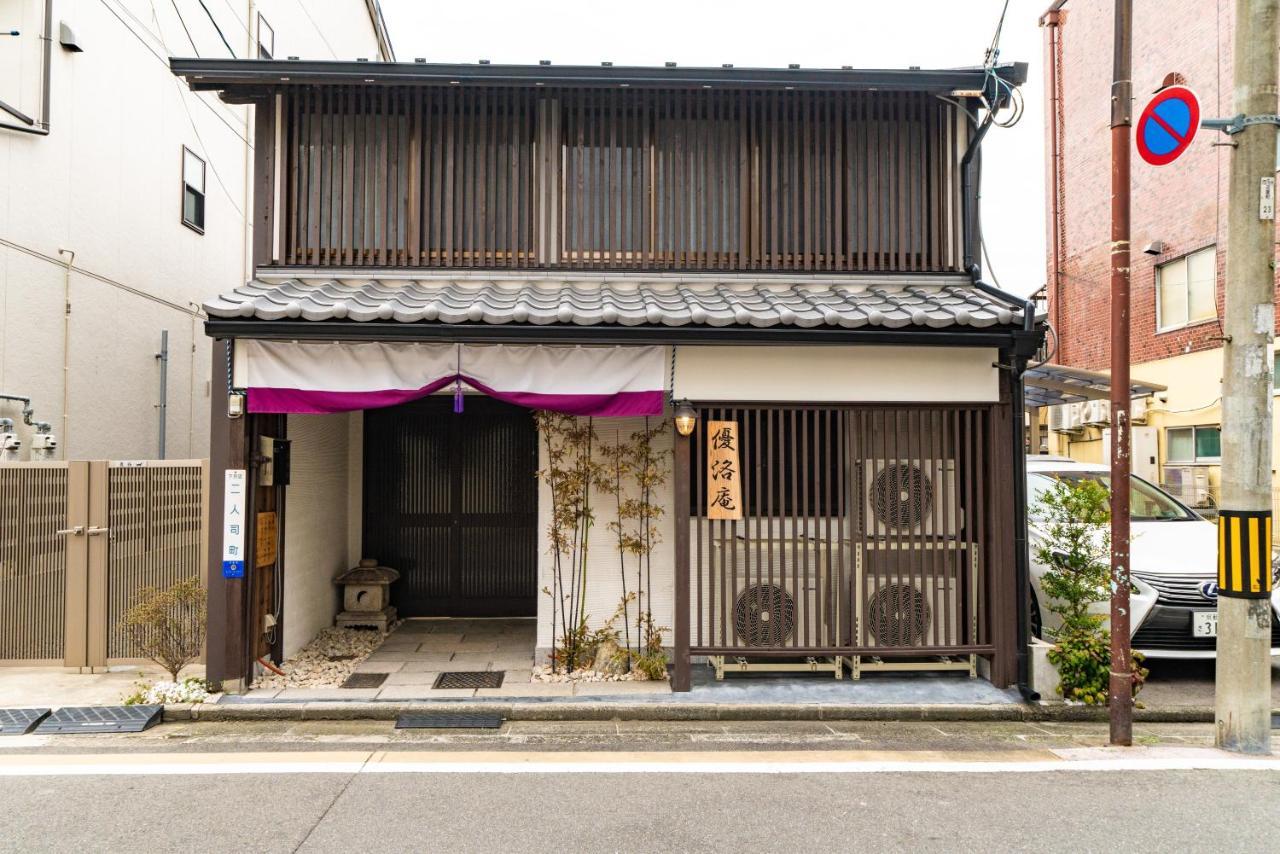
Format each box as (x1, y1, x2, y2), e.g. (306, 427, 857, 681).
(1049, 402, 1084, 433)
(1162, 465, 1211, 507)
(854, 555, 965, 649)
(1081, 399, 1110, 426)
(862, 459, 960, 538)
(707, 538, 836, 646)
(1130, 396, 1149, 424)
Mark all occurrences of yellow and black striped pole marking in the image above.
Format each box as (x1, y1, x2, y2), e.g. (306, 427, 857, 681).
(1217, 510, 1273, 599)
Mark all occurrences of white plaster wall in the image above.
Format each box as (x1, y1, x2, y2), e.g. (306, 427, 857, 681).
(673, 346, 999, 403)
(281, 412, 354, 658)
(535, 416, 676, 656)
(0, 0, 383, 460)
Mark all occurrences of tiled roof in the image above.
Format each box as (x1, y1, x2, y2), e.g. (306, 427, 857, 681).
(203, 273, 1026, 330)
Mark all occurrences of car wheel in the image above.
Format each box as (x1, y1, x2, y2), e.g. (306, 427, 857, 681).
(1030, 591, 1044, 640)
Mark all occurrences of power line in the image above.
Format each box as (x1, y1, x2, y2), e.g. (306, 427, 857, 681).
(98, 0, 248, 143)
(195, 0, 236, 57)
(169, 0, 200, 56)
(294, 0, 339, 59)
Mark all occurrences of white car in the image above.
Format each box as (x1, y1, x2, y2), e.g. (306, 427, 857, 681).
(1027, 457, 1280, 659)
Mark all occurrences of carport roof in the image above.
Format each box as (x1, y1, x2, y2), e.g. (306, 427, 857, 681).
(1024, 363, 1166, 408)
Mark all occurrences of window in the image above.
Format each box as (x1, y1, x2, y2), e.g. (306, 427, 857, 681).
(1028, 472, 1195, 521)
(1166, 425, 1221, 463)
(182, 147, 206, 232)
(257, 14, 274, 59)
(1156, 246, 1216, 331)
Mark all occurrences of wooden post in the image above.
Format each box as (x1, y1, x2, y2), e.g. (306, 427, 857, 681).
(252, 99, 277, 270)
(205, 340, 250, 691)
(672, 422, 692, 692)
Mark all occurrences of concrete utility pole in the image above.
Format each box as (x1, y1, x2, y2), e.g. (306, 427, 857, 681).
(1216, 0, 1277, 755)
(1108, 0, 1134, 747)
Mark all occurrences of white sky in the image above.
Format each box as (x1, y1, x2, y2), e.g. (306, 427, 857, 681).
(380, 0, 1046, 296)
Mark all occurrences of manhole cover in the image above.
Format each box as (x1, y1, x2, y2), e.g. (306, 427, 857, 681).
(434, 671, 504, 690)
(0, 708, 51, 735)
(36, 705, 162, 734)
(340, 672, 387, 689)
(396, 713, 504, 729)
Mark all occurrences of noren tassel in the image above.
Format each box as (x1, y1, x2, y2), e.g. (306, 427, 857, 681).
(453, 377, 464, 413)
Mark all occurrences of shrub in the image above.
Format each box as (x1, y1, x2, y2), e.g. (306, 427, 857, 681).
(1047, 624, 1147, 705)
(120, 577, 207, 682)
(1033, 478, 1145, 704)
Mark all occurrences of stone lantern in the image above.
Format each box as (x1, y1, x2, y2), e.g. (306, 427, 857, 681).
(334, 558, 399, 633)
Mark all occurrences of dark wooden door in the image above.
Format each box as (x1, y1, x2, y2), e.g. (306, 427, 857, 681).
(363, 396, 538, 616)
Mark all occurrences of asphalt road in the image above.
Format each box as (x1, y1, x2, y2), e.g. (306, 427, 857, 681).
(0, 765, 1277, 853)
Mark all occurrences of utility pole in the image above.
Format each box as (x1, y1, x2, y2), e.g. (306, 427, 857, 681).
(1108, 0, 1134, 747)
(1216, 0, 1277, 755)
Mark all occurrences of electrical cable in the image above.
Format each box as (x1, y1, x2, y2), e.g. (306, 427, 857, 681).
(167, 0, 199, 56)
(195, 0, 236, 57)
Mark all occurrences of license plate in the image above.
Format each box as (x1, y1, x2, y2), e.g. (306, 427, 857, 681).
(1193, 610, 1218, 638)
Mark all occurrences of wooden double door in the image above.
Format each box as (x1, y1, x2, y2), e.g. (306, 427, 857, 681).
(363, 397, 538, 616)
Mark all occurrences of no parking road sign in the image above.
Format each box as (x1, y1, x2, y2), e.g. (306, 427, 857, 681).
(1136, 85, 1200, 166)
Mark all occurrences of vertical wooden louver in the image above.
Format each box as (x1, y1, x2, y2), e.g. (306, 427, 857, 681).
(279, 86, 965, 273)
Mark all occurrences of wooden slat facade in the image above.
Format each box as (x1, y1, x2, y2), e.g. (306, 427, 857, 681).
(278, 86, 965, 273)
(687, 404, 1004, 659)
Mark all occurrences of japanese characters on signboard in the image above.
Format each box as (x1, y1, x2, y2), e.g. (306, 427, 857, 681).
(255, 511, 278, 568)
(706, 420, 743, 521)
(222, 469, 247, 578)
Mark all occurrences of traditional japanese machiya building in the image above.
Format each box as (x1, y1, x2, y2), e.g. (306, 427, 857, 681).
(172, 57, 1042, 693)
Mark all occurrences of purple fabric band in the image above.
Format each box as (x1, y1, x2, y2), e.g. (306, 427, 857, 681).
(247, 378, 664, 417)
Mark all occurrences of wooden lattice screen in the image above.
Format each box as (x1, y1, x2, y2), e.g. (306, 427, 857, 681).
(688, 405, 1001, 658)
(279, 86, 966, 273)
(0, 464, 69, 662)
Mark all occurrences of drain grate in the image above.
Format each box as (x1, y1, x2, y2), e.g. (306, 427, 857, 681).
(0, 708, 51, 735)
(340, 672, 388, 689)
(396, 713, 504, 729)
(434, 671, 504, 690)
(35, 705, 162, 734)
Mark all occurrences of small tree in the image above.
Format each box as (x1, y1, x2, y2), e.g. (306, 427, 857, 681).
(1034, 479, 1146, 704)
(120, 577, 207, 682)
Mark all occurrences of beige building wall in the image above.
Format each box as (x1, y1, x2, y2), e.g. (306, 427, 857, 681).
(0, 0, 386, 461)
(281, 413, 358, 658)
(1046, 344, 1280, 508)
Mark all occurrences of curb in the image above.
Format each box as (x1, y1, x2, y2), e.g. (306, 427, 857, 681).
(162, 701, 1223, 724)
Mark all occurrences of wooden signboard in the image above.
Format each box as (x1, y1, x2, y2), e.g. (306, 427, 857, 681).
(706, 420, 743, 520)
(255, 511, 278, 568)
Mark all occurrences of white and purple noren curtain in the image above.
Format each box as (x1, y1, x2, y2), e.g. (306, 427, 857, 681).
(238, 340, 666, 417)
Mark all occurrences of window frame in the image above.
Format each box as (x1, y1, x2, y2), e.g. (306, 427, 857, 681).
(257, 13, 274, 60)
(1155, 245, 1217, 333)
(181, 146, 206, 234)
(1165, 424, 1222, 464)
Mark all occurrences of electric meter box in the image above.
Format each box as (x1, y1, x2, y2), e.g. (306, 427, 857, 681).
(257, 436, 291, 487)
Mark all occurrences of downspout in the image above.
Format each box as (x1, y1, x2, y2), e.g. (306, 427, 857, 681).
(961, 82, 1041, 700)
(58, 248, 74, 457)
(1042, 2, 1067, 360)
(0, 0, 52, 136)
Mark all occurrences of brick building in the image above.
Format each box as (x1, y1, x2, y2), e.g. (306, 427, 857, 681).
(1042, 0, 1275, 508)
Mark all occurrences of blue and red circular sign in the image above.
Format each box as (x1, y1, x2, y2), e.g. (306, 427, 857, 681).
(1137, 86, 1200, 166)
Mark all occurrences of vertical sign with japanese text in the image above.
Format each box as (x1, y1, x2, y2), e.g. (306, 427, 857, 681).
(222, 469, 247, 578)
(706, 420, 743, 521)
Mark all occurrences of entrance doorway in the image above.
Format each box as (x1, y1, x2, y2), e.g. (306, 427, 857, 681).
(363, 396, 538, 617)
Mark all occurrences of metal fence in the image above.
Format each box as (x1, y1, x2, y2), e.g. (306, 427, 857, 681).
(688, 405, 1002, 664)
(0, 460, 208, 667)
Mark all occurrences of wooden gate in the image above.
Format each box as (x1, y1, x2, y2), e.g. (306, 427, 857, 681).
(363, 397, 538, 616)
(687, 404, 1007, 666)
(0, 460, 208, 667)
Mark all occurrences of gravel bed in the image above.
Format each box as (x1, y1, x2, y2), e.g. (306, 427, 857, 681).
(251, 626, 394, 689)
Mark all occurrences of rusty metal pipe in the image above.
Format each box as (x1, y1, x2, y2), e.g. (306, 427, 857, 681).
(1108, 0, 1134, 746)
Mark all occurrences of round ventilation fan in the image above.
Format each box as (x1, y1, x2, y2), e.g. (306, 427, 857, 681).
(865, 583, 931, 646)
(733, 584, 796, 647)
(870, 462, 934, 531)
